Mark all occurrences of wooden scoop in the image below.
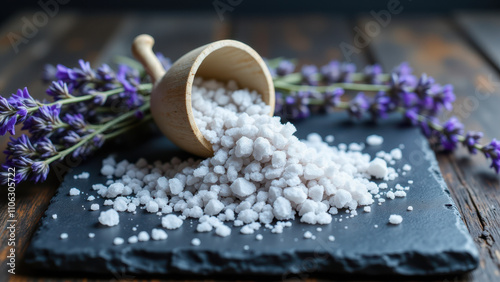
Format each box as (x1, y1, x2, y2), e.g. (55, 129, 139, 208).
(132, 34, 275, 158)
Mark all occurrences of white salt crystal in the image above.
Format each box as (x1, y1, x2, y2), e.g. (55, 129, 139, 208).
(88, 233, 95, 238)
(215, 225, 231, 237)
(69, 188, 80, 196)
(52, 214, 57, 219)
(394, 191, 406, 198)
(303, 231, 313, 239)
(256, 234, 263, 240)
(328, 235, 335, 242)
(128, 236, 138, 244)
(191, 238, 201, 246)
(101, 164, 115, 176)
(60, 233, 68, 239)
(87, 195, 95, 201)
(230, 178, 256, 198)
(325, 135, 334, 143)
(364, 206, 371, 213)
(98, 209, 119, 226)
(407, 206, 413, 211)
(90, 203, 100, 211)
(390, 148, 402, 160)
(138, 231, 150, 241)
(386, 191, 395, 200)
(366, 135, 383, 146)
(162, 214, 183, 229)
(389, 214, 403, 225)
(367, 158, 388, 179)
(113, 237, 124, 245)
(403, 164, 412, 171)
(151, 228, 168, 240)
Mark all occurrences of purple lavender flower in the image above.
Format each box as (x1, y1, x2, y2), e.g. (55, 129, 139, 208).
(431, 84, 455, 113)
(440, 117, 464, 150)
(404, 107, 420, 125)
(96, 64, 115, 82)
(274, 92, 284, 116)
(35, 137, 58, 158)
(46, 81, 73, 100)
(0, 96, 18, 136)
(348, 92, 370, 119)
(324, 88, 344, 108)
(4, 135, 37, 158)
(276, 60, 295, 76)
(301, 65, 319, 86)
(369, 91, 392, 119)
(392, 62, 417, 87)
(31, 161, 49, 182)
(321, 61, 356, 83)
(22, 104, 63, 136)
(63, 113, 87, 133)
(63, 131, 81, 146)
(462, 131, 483, 154)
(284, 91, 310, 119)
(117, 64, 139, 93)
(483, 139, 500, 173)
(364, 64, 383, 84)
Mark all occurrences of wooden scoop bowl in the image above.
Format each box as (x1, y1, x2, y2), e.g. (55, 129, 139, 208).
(132, 34, 275, 158)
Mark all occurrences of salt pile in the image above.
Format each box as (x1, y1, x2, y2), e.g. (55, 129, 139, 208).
(92, 78, 407, 239)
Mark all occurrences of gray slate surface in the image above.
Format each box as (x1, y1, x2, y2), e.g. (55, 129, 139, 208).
(24, 113, 479, 277)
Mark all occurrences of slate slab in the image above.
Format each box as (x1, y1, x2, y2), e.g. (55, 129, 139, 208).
(24, 113, 479, 277)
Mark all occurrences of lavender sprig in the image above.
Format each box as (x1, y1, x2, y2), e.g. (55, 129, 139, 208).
(271, 59, 499, 174)
(1, 59, 159, 184)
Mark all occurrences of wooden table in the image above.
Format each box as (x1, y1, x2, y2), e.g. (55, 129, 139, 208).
(1, 10, 500, 281)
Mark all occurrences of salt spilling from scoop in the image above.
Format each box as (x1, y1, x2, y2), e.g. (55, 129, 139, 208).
(87, 78, 410, 241)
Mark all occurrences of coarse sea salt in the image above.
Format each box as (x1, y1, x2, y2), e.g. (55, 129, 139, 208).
(389, 214, 403, 225)
(87, 78, 413, 242)
(366, 135, 383, 146)
(69, 188, 80, 196)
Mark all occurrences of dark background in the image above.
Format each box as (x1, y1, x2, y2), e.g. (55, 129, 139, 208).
(3, 0, 500, 21)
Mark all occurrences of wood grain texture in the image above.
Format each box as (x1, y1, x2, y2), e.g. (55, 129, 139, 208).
(360, 15, 500, 282)
(455, 12, 500, 74)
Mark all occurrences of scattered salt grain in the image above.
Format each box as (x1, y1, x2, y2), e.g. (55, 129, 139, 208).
(403, 164, 412, 171)
(138, 231, 150, 242)
(386, 191, 395, 200)
(162, 215, 183, 229)
(390, 148, 402, 160)
(364, 206, 371, 213)
(304, 231, 313, 239)
(60, 233, 68, 239)
(256, 234, 263, 240)
(98, 209, 119, 226)
(88, 233, 95, 238)
(408, 180, 414, 184)
(74, 172, 90, 179)
(407, 206, 413, 211)
(69, 188, 80, 196)
(366, 135, 383, 146)
(151, 228, 168, 240)
(90, 203, 100, 211)
(328, 235, 335, 242)
(389, 214, 403, 225)
(243, 245, 250, 250)
(325, 135, 334, 142)
(128, 236, 138, 244)
(113, 237, 124, 245)
(52, 214, 57, 219)
(367, 158, 388, 179)
(87, 195, 95, 201)
(191, 238, 201, 246)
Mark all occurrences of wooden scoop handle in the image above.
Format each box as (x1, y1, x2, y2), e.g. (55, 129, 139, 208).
(132, 34, 166, 84)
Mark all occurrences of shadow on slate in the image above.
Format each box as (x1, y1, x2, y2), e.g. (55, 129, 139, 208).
(24, 113, 479, 277)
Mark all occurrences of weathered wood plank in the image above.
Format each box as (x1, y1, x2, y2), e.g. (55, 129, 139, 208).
(232, 14, 369, 67)
(455, 12, 500, 74)
(361, 15, 500, 282)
